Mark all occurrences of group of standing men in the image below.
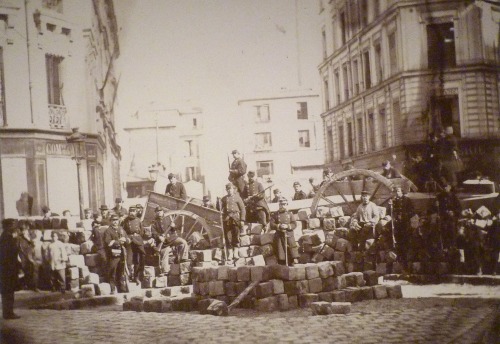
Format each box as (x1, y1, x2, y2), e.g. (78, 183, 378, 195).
(223, 149, 297, 265)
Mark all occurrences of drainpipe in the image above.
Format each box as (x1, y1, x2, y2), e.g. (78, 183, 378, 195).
(24, 0, 35, 124)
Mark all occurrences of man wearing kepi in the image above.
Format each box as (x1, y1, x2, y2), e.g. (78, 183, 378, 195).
(221, 183, 246, 258)
(387, 186, 415, 266)
(271, 198, 299, 266)
(243, 170, 270, 227)
(0, 219, 21, 319)
(151, 206, 190, 272)
(103, 214, 130, 294)
(349, 190, 380, 251)
(122, 205, 145, 283)
(228, 149, 247, 194)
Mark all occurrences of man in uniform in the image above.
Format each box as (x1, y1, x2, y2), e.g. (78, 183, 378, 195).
(0, 219, 21, 319)
(271, 189, 284, 203)
(381, 160, 401, 179)
(112, 198, 128, 221)
(228, 149, 247, 194)
(221, 183, 246, 258)
(103, 214, 130, 294)
(202, 195, 215, 209)
(243, 171, 270, 227)
(387, 186, 415, 266)
(292, 181, 307, 201)
(122, 205, 145, 283)
(99, 205, 111, 226)
(433, 183, 462, 250)
(271, 198, 299, 266)
(151, 206, 189, 272)
(165, 173, 187, 200)
(349, 190, 381, 251)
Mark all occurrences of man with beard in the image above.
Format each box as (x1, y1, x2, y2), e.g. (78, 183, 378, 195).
(271, 198, 299, 266)
(243, 171, 270, 228)
(228, 149, 247, 194)
(122, 206, 145, 283)
(387, 186, 415, 266)
(103, 214, 130, 294)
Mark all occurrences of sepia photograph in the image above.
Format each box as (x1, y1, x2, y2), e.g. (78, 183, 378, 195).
(0, 0, 499, 343)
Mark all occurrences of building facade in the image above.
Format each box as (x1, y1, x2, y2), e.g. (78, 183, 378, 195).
(123, 106, 206, 197)
(238, 89, 324, 197)
(319, 0, 500, 181)
(0, 0, 121, 219)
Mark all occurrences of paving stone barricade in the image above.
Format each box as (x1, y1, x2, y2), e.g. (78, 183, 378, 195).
(121, 262, 402, 314)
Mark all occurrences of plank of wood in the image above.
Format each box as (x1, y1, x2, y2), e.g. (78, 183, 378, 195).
(227, 280, 259, 311)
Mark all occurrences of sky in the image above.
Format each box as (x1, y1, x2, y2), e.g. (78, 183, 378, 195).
(113, 0, 322, 193)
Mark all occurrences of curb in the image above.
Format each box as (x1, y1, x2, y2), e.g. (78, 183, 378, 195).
(384, 274, 500, 286)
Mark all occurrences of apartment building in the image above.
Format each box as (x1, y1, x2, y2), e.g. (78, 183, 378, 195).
(0, 0, 121, 219)
(319, 0, 500, 181)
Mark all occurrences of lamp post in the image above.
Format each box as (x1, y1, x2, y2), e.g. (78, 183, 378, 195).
(66, 127, 86, 220)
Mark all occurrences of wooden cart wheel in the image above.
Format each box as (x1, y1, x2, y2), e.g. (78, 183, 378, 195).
(311, 168, 418, 217)
(163, 210, 219, 248)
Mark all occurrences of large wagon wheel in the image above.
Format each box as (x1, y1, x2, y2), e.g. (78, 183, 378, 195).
(311, 168, 418, 217)
(163, 210, 220, 248)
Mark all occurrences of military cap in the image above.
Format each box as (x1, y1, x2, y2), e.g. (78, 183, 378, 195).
(231, 149, 239, 154)
(361, 190, 370, 196)
(203, 195, 210, 201)
(155, 205, 165, 212)
(110, 214, 120, 220)
(273, 189, 280, 194)
(247, 170, 255, 177)
(128, 205, 137, 210)
(41, 205, 50, 213)
(167, 173, 174, 179)
(115, 197, 123, 203)
(293, 181, 301, 186)
(225, 183, 234, 190)
(135, 204, 144, 209)
(100, 204, 109, 211)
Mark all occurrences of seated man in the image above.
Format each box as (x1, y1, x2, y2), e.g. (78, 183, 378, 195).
(151, 206, 189, 272)
(348, 190, 380, 251)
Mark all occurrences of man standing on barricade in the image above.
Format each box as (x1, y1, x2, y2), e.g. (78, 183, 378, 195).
(387, 186, 415, 267)
(271, 197, 299, 266)
(151, 206, 190, 273)
(228, 149, 247, 194)
(103, 214, 130, 294)
(243, 170, 270, 227)
(432, 183, 461, 250)
(122, 205, 145, 283)
(348, 190, 380, 251)
(165, 173, 187, 200)
(221, 183, 246, 259)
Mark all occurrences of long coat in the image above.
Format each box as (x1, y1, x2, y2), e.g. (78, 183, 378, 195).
(271, 210, 299, 261)
(0, 231, 20, 294)
(229, 158, 247, 193)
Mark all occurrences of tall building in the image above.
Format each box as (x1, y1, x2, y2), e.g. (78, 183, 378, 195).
(319, 0, 500, 181)
(0, 0, 121, 219)
(123, 105, 206, 198)
(238, 89, 324, 196)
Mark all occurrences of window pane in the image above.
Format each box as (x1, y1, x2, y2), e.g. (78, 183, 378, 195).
(297, 102, 308, 119)
(257, 160, 274, 177)
(255, 132, 272, 150)
(427, 23, 456, 69)
(298, 130, 310, 147)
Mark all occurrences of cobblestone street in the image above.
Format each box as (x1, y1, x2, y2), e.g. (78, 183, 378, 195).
(2, 287, 499, 344)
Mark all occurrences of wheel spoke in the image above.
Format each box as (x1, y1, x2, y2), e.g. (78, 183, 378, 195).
(348, 179, 357, 202)
(370, 183, 382, 202)
(330, 183, 356, 213)
(320, 196, 336, 207)
(184, 219, 199, 240)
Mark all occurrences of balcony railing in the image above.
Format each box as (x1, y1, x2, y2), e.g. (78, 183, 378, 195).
(48, 104, 69, 129)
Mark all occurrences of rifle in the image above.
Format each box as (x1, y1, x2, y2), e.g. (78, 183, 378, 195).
(217, 197, 228, 265)
(244, 184, 274, 206)
(389, 199, 396, 249)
